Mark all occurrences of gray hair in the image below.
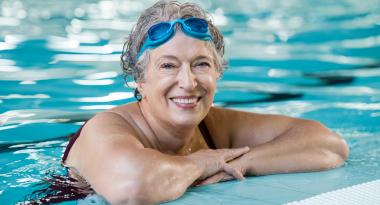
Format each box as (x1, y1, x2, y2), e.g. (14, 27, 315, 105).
(121, 0, 227, 100)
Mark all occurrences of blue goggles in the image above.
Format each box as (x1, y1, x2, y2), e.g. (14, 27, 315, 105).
(137, 17, 213, 59)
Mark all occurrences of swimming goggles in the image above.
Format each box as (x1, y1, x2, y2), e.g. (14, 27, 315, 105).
(137, 17, 213, 59)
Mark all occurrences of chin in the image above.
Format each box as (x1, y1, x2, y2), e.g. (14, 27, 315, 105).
(169, 113, 203, 127)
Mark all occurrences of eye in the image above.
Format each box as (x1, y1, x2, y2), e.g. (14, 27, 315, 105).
(195, 61, 211, 68)
(160, 63, 176, 69)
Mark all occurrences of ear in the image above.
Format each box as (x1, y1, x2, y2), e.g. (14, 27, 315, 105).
(137, 82, 145, 97)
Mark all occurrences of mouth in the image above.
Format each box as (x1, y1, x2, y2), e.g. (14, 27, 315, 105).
(169, 96, 202, 109)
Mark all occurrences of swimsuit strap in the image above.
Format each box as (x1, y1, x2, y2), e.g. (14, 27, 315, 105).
(61, 122, 87, 164)
(198, 120, 216, 149)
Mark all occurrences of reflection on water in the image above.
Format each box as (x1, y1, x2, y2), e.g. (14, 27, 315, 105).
(1, 0, 380, 204)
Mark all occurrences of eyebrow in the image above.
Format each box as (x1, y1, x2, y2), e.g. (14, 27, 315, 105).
(192, 55, 213, 62)
(157, 55, 178, 62)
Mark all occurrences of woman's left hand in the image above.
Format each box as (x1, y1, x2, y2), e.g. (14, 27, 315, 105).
(196, 155, 248, 186)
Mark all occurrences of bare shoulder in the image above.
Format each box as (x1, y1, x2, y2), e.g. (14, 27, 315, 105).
(206, 106, 303, 148)
(64, 104, 157, 202)
(83, 103, 143, 146)
(208, 106, 298, 123)
(65, 103, 144, 167)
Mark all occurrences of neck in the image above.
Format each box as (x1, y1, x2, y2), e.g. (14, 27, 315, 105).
(138, 101, 197, 154)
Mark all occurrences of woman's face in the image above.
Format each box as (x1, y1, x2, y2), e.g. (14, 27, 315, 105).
(138, 31, 219, 127)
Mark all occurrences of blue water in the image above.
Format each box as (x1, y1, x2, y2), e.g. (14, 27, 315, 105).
(1, 0, 380, 204)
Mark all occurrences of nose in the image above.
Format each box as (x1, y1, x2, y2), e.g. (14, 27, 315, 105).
(177, 64, 197, 91)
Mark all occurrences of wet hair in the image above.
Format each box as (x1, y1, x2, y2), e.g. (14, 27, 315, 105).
(121, 0, 227, 100)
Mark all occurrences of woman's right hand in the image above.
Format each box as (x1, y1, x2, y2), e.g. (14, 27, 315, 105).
(184, 146, 250, 182)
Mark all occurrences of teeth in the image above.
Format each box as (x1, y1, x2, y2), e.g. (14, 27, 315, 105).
(171, 97, 198, 104)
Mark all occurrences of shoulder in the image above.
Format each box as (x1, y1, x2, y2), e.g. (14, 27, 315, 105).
(86, 103, 137, 130)
(204, 106, 261, 135)
(206, 106, 264, 125)
(78, 103, 144, 149)
(204, 106, 300, 148)
(87, 102, 142, 129)
(207, 106, 297, 126)
(202, 106, 246, 148)
(64, 103, 144, 170)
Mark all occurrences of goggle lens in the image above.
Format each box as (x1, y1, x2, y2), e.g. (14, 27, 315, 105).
(185, 18, 208, 33)
(138, 17, 212, 59)
(149, 22, 171, 40)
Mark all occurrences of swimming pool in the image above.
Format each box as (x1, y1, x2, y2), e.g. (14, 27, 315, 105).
(1, 0, 379, 204)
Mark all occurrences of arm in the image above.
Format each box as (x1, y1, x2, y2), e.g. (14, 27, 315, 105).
(200, 107, 349, 184)
(69, 111, 248, 204)
(69, 112, 200, 204)
(240, 119, 349, 175)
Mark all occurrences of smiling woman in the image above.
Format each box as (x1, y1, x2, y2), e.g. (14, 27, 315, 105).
(48, 0, 350, 204)
(136, 32, 218, 131)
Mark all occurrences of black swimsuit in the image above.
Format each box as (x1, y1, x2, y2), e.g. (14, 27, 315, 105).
(61, 120, 215, 164)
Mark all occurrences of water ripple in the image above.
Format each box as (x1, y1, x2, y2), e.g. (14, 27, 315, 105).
(0, 0, 380, 204)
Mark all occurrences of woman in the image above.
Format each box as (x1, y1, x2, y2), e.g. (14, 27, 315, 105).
(62, 1, 349, 204)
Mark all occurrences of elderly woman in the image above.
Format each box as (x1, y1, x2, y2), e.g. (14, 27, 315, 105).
(62, 1, 348, 204)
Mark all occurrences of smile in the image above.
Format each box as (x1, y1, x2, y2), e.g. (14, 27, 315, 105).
(169, 96, 202, 108)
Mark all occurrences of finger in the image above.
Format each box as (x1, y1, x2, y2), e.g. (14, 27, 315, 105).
(223, 163, 245, 180)
(198, 172, 227, 186)
(223, 146, 250, 162)
(218, 172, 234, 182)
(199, 172, 224, 186)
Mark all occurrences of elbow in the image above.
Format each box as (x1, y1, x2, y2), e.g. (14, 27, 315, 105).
(320, 132, 350, 170)
(101, 171, 186, 205)
(100, 180, 152, 205)
(306, 120, 349, 169)
(92, 155, 192, 204)
(335, 135, 349, 163)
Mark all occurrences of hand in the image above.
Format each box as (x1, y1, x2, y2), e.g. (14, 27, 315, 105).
(197, 154, 248, 186)
(184, 147, 249, 182)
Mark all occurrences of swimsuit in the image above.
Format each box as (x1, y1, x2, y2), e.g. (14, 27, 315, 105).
(62, 120, 215, 164)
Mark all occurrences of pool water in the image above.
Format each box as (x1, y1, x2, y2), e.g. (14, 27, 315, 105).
(1, 0, 380, 204)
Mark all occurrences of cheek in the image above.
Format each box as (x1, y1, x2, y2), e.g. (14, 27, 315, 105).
(198, 75, 217, 98)
(146, 76, 175, 98)
(201, 73, 217, 88)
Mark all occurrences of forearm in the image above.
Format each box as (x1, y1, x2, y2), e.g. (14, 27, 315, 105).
(93, 146, 249, 204)
(130, 151, 203, 204)
(240, 120, 349, 176)
(91, 147, 203, 205)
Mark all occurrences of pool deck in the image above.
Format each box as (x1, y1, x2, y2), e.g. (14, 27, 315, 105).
(162, 166, 379, 205)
